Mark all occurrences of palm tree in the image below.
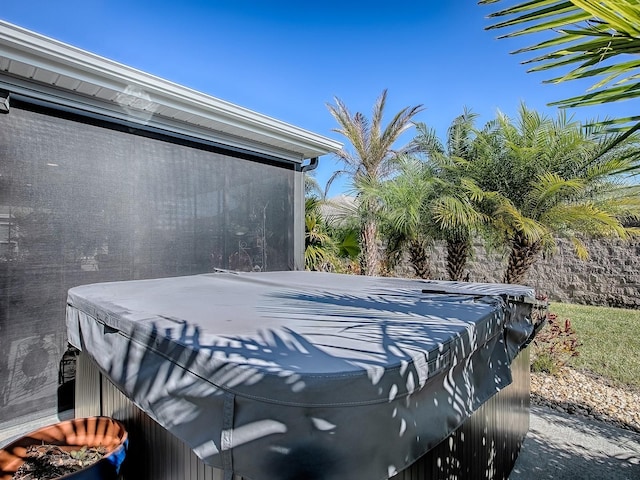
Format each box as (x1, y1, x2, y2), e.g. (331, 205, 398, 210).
(360, 157, 434, 278)
(304, 172, 323, 198)
(411, 110, 490, 281)
(471, 103, 640, 284)
(480, 0, 640, 131)
(359, 110, 491, 281)
(326, 89, 424, 276)
(304, 197, 339, 271)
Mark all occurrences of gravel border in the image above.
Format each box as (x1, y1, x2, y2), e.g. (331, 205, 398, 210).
(530, 367, 640, 434)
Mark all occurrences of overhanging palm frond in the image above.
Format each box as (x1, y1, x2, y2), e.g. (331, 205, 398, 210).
(480, 0, 640, 128)
(570, 236, 590, 260)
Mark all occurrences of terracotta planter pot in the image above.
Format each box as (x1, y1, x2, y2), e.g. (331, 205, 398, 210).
(0, 417, 128, 480)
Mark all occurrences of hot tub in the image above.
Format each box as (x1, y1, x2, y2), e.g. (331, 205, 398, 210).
(66, 271, 542, 480)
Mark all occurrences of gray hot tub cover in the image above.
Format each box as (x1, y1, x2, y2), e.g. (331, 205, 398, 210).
(66, 271, 537, 480)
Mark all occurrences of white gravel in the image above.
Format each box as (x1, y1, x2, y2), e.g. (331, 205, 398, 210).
(530, 367, 640, 433)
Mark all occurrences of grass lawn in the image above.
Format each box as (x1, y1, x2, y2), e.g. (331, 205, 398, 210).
(549, 302, 640, 390)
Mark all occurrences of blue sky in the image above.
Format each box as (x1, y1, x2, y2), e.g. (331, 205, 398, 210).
(2, 1, 636, 195)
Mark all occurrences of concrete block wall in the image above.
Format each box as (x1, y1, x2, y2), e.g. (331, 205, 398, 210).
(397, 238, 640, 309)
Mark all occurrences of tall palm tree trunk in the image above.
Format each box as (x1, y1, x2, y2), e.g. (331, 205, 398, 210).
(408, 239, 431, 279)
(446, 237, 471, 281)
(503, 231, 542, 284)
(360, 219, 380, 276)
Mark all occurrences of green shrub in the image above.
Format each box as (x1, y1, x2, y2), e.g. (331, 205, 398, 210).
(531, 351, 559, 374)
(530, 312, 580, 374)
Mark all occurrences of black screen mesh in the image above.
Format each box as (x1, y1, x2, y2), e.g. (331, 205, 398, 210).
(0, 104, 295, 427)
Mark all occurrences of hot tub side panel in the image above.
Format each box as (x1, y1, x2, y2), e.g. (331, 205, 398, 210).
(391, 346, 530, 480)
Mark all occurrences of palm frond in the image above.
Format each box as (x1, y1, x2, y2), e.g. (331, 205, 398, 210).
(542, 202, 629, 237)
(525, 172, 586, 216)
(327, 98, 366, 161)
(304, 197, 340, 271)
(412, 122, 445, 157)
(494, 198, 550, 243)
(327, 91, 424, 182)
(431, 195, 486, 232)
(378, 104, 426, 158)
(570, 235, 590, 260)
(447, 108, 479, 159)
(323, 168, 350, 198)
(481, 0, 640, 126)
(592, 184, 640, 221)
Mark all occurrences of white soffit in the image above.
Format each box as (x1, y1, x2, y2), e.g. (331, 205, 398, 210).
(0, 21, 342, 162)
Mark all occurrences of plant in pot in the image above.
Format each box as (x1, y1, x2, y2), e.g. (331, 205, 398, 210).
(0, 417, 128, 480)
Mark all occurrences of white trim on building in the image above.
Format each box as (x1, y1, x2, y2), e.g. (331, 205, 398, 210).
(0, 20, 342, 162)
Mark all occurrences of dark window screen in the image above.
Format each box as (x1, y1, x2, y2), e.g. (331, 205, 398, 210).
(0, 105, 295, 426)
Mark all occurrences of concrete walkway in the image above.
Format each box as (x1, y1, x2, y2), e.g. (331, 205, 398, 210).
(510, 405, 640, 479)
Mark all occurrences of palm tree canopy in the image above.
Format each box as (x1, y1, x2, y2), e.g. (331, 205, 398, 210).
(326, 89, 425, 190)
(325, 90, 424, 276)
(471, 103, 640, 253)
(358, 156, 432, 240)
(412, 111, 490, 240)
(480, 0, 640, 127)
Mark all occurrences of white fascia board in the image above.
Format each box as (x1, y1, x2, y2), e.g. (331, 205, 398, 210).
(0, 21, 342, 160)
(0, 75, 313, 163)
